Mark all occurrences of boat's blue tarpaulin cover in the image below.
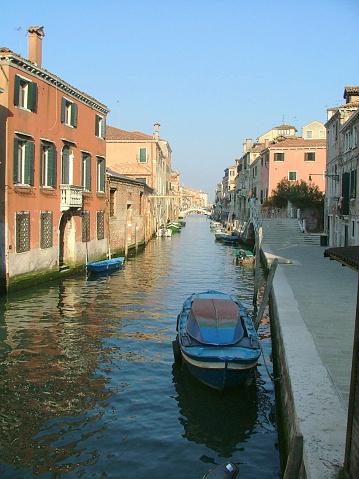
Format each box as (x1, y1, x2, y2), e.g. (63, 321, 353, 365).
(187, 298, 244, 345)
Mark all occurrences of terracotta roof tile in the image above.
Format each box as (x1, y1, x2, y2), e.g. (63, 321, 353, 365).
(344, 86, 359, 94)
(267, 138, 326, 148)
(106, 125, 154, 141)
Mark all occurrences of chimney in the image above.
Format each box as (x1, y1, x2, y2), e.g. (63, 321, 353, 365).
(245, 138, 252, 151)
(264, 139, 269, 148)
(153, 123, 160, 140)
(27, 26, 45, 67)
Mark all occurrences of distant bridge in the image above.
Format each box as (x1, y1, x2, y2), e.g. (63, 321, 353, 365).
(179, 208, 211, 216)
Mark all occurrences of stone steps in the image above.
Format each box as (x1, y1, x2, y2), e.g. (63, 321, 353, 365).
(261, 218, 321, 246)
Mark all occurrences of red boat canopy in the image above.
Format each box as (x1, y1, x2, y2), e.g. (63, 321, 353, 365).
(187, 298, 244, 345)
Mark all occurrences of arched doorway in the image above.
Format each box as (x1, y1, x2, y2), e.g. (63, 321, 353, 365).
(58, 212, 72, 269)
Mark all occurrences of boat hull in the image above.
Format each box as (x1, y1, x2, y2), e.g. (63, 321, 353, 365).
(86, 259, 122, 272)
(175, 290, 260, 390)
(182, 351, 258, 390)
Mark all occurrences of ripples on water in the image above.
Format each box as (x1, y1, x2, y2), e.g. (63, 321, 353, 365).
(0, 215, 280, 479)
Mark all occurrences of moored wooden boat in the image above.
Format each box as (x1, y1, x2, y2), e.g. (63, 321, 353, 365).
(218, 232, 239, 244)
(173, 290, 260, 390)
(86, 258, 122, 273)
(233, 249, 255, 265)
(167, 223, 181, 233)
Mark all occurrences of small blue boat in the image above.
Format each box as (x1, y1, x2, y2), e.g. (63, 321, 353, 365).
(86, 258, 123, 273)
(173, 290, 260, 390)
(219, 233, 239, 244)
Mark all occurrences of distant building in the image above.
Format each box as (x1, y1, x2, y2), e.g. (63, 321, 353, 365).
(106, 124, 174, 227)
(230, 123, 326, 223)
(0, 27, 109, 292)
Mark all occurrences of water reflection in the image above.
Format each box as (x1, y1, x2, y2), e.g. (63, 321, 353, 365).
(172, 363, 258, 457)
(0, 215, 280, 479)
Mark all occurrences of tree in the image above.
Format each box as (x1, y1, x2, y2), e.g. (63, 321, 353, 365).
(265, 178, 324, 210)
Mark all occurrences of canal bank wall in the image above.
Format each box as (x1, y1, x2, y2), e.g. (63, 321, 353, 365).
(261, 244, 356, 479)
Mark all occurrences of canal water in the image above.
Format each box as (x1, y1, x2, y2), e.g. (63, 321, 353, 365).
(0, 214, 280, 479)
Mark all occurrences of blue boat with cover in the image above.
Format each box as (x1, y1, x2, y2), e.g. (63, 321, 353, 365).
(86, 257, 124, 273)
(173, 290, 260, 390)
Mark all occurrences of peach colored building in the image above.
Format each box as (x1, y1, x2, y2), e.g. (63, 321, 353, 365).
(260, 137, 327, 200)
(106, 124, 174, 228)
(0, 27, 109, 292)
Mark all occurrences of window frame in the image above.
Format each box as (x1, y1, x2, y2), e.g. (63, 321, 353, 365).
(95, 114, 106, 139)
(40, 142, 57, 188)
(81, 151, 92, 191)
(96, 156, 105, 193)
(304, 152, 316, 162)
(288, 171, 298, 181)
(15, 211, 30, 253)
(14, 74, 37, 111)
(40, 211, 53, 249)
(61, 97, 78, 127)
(13, 137, 35, 185)
(139, 147, 147, 163)
(274, 152, 285, 162)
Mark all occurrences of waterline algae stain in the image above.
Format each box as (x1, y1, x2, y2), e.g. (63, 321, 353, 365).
(0, 215, 280, 478)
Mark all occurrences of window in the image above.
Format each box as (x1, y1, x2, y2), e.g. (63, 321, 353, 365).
(288, 171, 297, 181)
(95, 114, 106, 139)
(274, 152, 284, 162)
(40, 142, 57, 187)
(40, 211, 53, 249)
(139, 148, 147, 163)
(305, 152, 316, 162)
(350, 169, 357, 199)
(61, 145, 73, 185)
(61, 97, 78, 127)
(81, 152, 92, 191)
(345, 130, 352, 151)
(306, 130, 313, 139)
(96, 156, 105, 193)
(15, 212, 30, 253)
(14, 75, 37, 111)
(97, 211, 104, 240)
(13, 137, 34, 185)
(109, 188, 116, 217)
(135, 177, 146, 184)
(82, 211, 90, 242)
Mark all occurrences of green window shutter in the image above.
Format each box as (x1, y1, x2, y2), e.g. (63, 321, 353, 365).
(48, 144, 57, 187)
(98, 158, 105, 192)
(101, 117, 106, 139)
(24, 141, 35, 185)
(95, 115, 100, 136)
(13, 137, 19, 182)
(86, 156, 91, 190)
(71, 103, 78, 127)
(139, 148, 146, 162)
(61, 97, 66, 123)
(28, 81, 37, 111)
(62, 146, 69, 184)
(14, 75, 20, 106)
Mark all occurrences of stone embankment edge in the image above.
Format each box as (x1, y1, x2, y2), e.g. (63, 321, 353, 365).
(260, 246, 347, 479)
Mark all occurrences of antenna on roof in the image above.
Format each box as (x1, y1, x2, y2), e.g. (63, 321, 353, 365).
(282, 114, 285, 124)
(15, 27, 22, 56)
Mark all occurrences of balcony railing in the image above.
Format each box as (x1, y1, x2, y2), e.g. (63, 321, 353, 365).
(60, 184, 84, 211)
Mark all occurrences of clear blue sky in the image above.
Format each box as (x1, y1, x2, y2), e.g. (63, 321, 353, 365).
(2, 0, 359, 201)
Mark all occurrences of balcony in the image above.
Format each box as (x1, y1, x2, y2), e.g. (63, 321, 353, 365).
(60, 184, 84, 211)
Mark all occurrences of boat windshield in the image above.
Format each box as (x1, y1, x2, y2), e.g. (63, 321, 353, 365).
(187, 298, 244, 345)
